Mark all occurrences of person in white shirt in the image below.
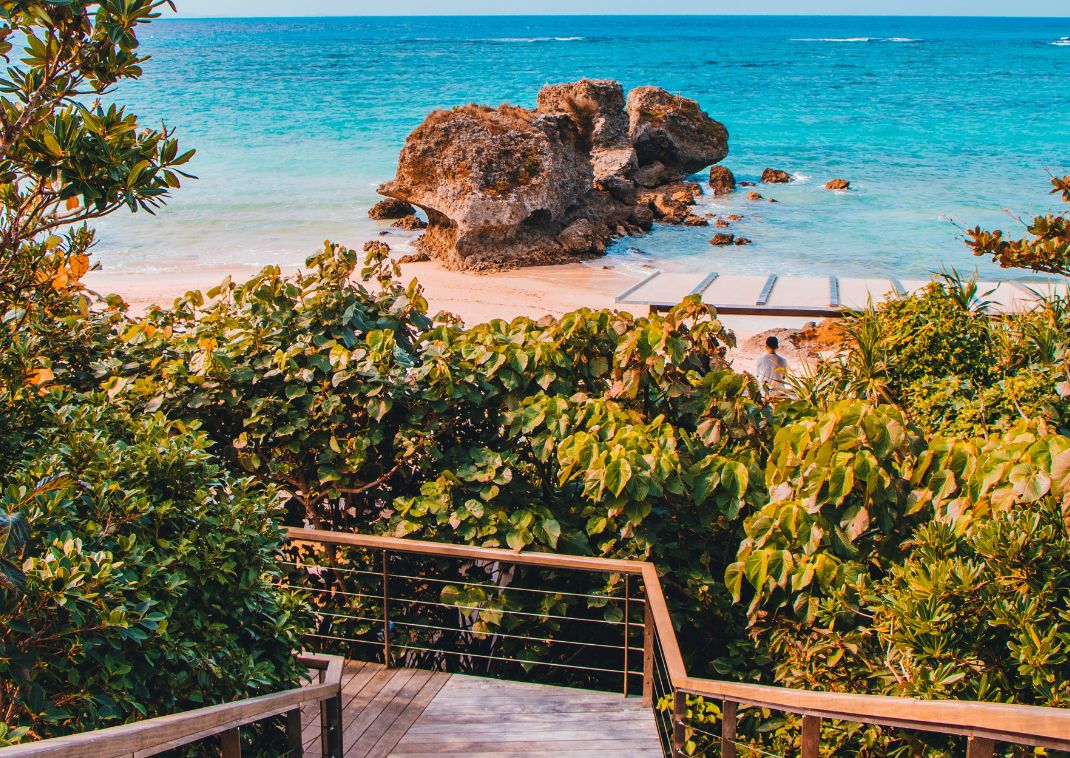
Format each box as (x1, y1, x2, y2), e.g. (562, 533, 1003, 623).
(755, 336, 789, 395)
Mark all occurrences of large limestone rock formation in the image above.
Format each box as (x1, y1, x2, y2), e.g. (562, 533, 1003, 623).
(627, 87, 729, 178)
(378, 79, 729, 270)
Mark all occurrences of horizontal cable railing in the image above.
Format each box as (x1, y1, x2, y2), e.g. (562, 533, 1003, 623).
(0, 653, 345, 758)
(285, 527, 1070, 758)
(283, 528, 645, 695)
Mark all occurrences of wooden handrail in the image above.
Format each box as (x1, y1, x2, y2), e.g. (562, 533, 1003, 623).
(287, 527, 1070, 753)
(673, 678, 1070, 751)
(287, 527, 649, 575)
(2, 653, 344, 758)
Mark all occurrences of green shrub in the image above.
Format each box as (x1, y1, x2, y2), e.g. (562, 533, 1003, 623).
(868, 501, 1070, 707)
(876, 280, 996, 392)
(0, 393, 308, 742)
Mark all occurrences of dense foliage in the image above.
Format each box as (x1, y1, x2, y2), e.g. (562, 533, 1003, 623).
(93, 241, 1068, 755)
(0, 1, 306, 748)
(0, 395, 306, 741)
(0, 0, 194, 307)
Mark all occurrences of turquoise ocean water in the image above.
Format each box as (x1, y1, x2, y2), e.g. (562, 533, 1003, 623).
(94, 16, 1070, 280)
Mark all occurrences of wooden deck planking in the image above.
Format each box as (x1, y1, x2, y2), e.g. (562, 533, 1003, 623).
(615, 270, 1066, 316)
(299, 663, 662, 757)
(391, 673, 662, 757)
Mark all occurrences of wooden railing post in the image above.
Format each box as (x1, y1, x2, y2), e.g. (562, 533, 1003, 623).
(642, 596, 654, 707)
(672, 691, 686, 757)
(801, 715, 820, 758)
(382, 548, 391, 668)
(285, 707, 303, 757)
(220, 727, 241, 758)
(721, 700, 737, 758)
(967, 736, 995, 758)
(321, 690, 343, 758)
(623, 573, 631, 698)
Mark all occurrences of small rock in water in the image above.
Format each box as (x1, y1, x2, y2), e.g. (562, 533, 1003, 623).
(726, 214, 744, 222)
(709, 233, 735, 246)
(761, 168, 793, 184)
(738, 181, 756, 187)
(767, 197, 778, 204)
(630, 205, 655, 230)
(747, 191, 763, 201)
(825, 178, 851, 191)
(369, 197, 415, 219)
(708, 165, 737, 195)
(714, 218, 731, 228)
(735, 237, 753, 246)
(682, 214, 709, 227)
(392, 214, 427, 230)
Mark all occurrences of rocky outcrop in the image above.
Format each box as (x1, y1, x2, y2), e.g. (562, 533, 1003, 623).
(747, 191, 763, 201)
(376, 79, 729, 270)
(627, 87, 728, 175)
(735, 237, 752, 246)
(708, 166, 736, 195)
(392, 215, 427, 230)
(761, 168, 793, 184)
(369, 198, 415, 219)
(709, 233, 735, 246)
(825, 179, 850, 191)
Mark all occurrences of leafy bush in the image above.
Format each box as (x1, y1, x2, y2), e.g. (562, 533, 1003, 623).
(0, 393, 307, 741)
(867, 500, 1070, 707)
(728, 401, 928, 624)
(875, 279, 996, 392)
(99, 242, 768, 678)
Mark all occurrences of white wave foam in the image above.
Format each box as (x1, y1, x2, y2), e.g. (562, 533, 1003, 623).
(791, 37, 921, 43)
(1052, 37, 1070, 46)
(792, 172, 812, 184)
(485, 36, 584, 43)
(792, 37, 873, 42)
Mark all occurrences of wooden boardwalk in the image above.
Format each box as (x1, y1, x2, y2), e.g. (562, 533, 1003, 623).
(300, 662, 663, 757)
(616, 270, 1067, 316)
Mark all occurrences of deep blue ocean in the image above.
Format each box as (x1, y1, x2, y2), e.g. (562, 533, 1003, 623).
(94, 15, 1070, 279)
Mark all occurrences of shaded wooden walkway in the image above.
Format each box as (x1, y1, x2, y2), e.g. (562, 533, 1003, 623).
(300, 662, 662, 757)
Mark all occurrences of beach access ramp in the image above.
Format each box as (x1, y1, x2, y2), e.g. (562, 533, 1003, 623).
(615, 271, 1068, 316)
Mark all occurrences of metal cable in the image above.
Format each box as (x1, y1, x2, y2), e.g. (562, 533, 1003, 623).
(389, 594, 627, 624)
(277, 583, 383, 603)
(312, 610, 382, 625)
(279, 560, 383, 579)
(282, 561, 644, 603)
(389, 617, 645, 652)
(280, 581, 626, 625)
(389, 570, 636, 602)
(389, 641, 642, 676)
(306, 632, 382, 647)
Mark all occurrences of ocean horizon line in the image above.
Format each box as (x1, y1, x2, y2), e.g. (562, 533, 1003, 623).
(160, 13, 1070, 20)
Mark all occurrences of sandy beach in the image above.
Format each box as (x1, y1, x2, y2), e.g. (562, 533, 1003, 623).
(84, 260, 819, 376)
(83, 261, 633, 322)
